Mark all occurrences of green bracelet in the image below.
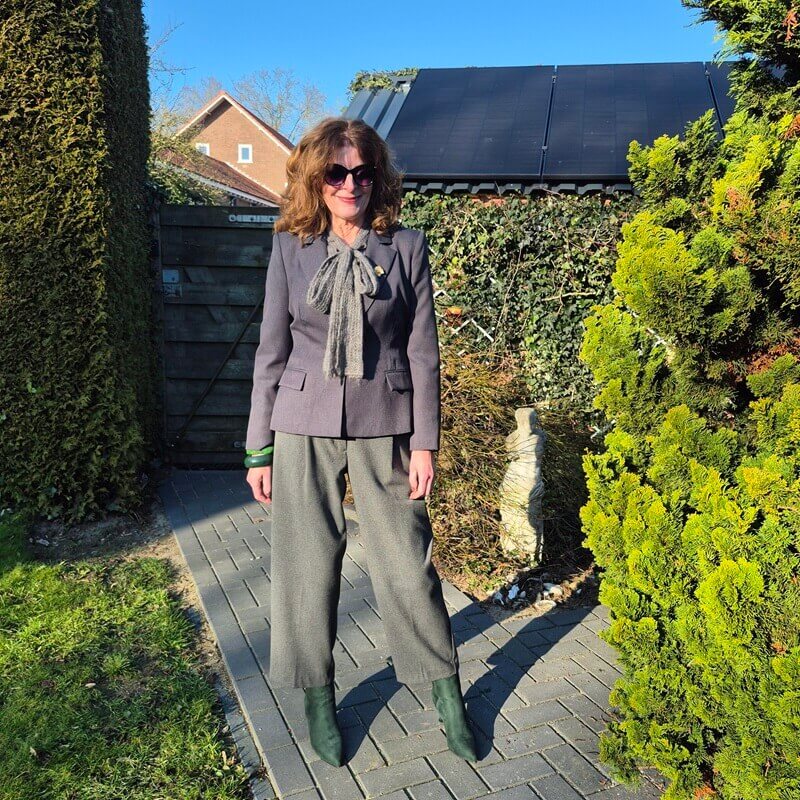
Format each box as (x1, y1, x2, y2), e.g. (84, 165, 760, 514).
(244, 444, 274, 468)
(244, 453, 272, 468)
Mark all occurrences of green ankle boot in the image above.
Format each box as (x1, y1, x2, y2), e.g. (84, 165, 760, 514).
(304, 683, 344, 767)
(432, 673, 478, 762)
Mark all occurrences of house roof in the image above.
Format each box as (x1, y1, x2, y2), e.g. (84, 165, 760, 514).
(157, 146, 283, 207)
(175, 90, 295, 152)
(343, 61, 743, 195)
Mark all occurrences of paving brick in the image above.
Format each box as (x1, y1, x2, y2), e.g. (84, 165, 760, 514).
(272, 686, 307, 726)
(247, 630, 271, 675)
(529, 658, 586, 682)
(502, 639, 542, 669)
(307, 756, 365, 800)
(480, 786, 538, 799)
(480, 624, 514, 645)
(442, 581, 475, 611)
(565, 672, 613, 711)
(477, 752, 554, 790)
(458, 658, 491, 683)
(356, 757, 438, 797)
(459, 638, 503, 662)
(250, 778, 282, 800)
(340, 722, 386, 774)
(539, 638, 594, 661)
(372, 682, 424, 716)
(492, 724, 565, 759)
(499, 616, 556, 635)
(530, 773, 583, 800)
(547, 608, 596, 627)
(568, 648, 623, 690)
(407, 778, 456, 800)
(335, 680, 381, 708)
(244, 573, 272, 614)
(513, 677, 580, 706)
(462, 607, 500, 632)
(338, 619, 379, 655)
(261, 743, 315, 797)
(396, 706, 441, 734)
(226, 579, 261, 612)
(377, 728, 449, 763)
(503, 700, 572, 729)
(464, 694, 517, 738)
(558, 694, 613, 735)
(427, 748, 489, 798)
(540, 743, 611, 795)
(353, 699, 408, 741)
(470, 727, 507, 767)
(233, 673, 276, 714)
(515, 629, 549, 649)
(215, 627, 262, 681)
(578, 615, 610, 634)
(575, 633, 621, 665)
(465, 680, 527, 714)
(248, 706, 295, 752)
(348, 602, 385, 641)
(549, 716, 600, 758)
(486, 654, 529, 690)
(332, 642, 360, 674)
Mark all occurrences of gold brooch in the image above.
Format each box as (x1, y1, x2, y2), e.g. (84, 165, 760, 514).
(374, 265, 385, 276)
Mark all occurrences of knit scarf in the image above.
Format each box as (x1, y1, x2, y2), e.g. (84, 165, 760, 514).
(305, 226, 380, 380)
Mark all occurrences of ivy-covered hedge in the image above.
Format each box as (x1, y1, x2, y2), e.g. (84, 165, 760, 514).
(578, 17, 800, 796)
(0, 0, 156, 521)
(400, 191, 641, 415)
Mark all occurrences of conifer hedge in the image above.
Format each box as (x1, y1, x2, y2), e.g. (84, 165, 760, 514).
(578, 2, 800, 794)
(0, 0, 156, 521)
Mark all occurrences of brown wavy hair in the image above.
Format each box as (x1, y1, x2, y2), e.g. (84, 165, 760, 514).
(274, 117, 404, 239)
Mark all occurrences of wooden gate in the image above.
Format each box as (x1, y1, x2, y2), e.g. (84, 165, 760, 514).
(156, 205, 276, 466)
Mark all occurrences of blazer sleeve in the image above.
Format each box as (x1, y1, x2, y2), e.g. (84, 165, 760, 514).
(407, 230, 441, 451)
(245, 232, 292, 451)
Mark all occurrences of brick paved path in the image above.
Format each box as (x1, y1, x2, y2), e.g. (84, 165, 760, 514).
(157, 470, 666, 800)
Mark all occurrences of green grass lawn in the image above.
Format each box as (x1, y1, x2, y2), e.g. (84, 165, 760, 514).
(0, 510, 252, 799)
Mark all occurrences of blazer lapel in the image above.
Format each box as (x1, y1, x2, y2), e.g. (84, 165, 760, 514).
(297, 228, 398, 315)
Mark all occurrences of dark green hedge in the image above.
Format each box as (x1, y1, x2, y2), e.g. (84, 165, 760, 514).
(0, 0, 156, 521)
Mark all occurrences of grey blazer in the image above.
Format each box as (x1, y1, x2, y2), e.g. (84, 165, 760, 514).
(245, 225, 441, 452)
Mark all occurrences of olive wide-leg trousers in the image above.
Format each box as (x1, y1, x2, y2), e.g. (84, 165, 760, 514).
(268, 429, 459, 688)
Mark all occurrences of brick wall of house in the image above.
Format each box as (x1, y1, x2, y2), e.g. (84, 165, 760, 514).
(189, 100, 290, 197)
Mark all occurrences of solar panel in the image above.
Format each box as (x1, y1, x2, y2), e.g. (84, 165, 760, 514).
(386, 66, 553, 177)
(345, 60, 740, 189)
(544, 62, 718, 180)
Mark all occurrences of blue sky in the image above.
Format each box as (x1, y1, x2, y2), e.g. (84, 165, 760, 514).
(143, 0, 727, 120)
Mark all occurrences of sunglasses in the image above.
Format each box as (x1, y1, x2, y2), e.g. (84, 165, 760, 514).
(323, 163, 376, 188)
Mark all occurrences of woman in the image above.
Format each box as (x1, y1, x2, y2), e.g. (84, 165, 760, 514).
(243, 117, 476, 767)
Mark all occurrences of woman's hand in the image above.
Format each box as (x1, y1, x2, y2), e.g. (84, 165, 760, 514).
(247, 466, 272, 504)
(409, 450, 435, 499)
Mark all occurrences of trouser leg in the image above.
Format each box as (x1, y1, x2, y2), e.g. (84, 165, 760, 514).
(269, 431, 348, 688)
(345, 432, 459, 686)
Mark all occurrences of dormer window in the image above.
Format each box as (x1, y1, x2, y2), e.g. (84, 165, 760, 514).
(238, 144, 253, 163)
(195, 142, 210, 155)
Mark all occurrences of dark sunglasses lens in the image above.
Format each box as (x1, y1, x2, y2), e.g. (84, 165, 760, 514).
(354, 166, 374, 186)
(324, 164, 348, 186)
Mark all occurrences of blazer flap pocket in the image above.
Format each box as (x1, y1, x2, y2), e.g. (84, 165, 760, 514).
(278, 367, 307, 390)
(385, 369, 412, 392)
